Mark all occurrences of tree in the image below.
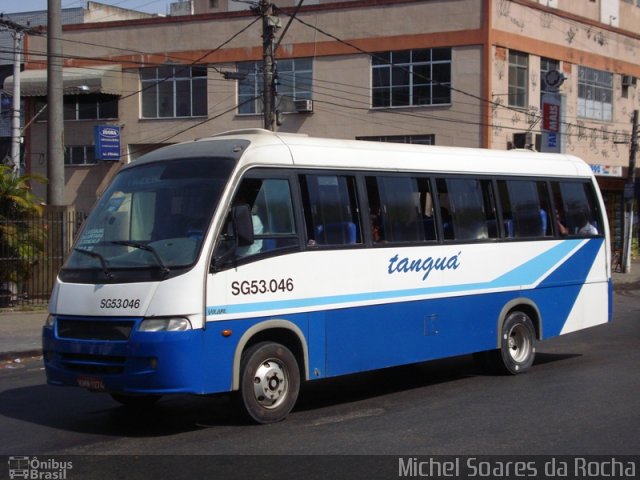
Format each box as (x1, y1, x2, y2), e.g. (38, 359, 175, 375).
(0, 165, 47, 305)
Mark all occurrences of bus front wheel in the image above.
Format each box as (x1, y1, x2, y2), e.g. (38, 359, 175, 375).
(238, 341, 300, 424)
(476, 311, 536, 375)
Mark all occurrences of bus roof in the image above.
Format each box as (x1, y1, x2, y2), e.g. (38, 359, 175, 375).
(138, 129, 595, 179)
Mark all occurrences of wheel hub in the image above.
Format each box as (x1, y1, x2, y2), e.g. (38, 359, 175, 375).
(508, 323, 531, 363)
(253, 360, 288, 409)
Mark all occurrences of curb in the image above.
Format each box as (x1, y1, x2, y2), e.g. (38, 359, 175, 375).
(613, 280, 640, 292)
(0, 349, 42, 363)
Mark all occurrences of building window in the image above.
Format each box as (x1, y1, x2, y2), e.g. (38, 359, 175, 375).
(577, 66, 613, 122)
(277, 58, 313, 111)
(62, 94, 118, 120)
(64, 146, 96, 166)
(140, 65, 207, 119)
(372, 48, 451, 108)
(238, 58, 312, 115)
(508, 50, 528, 108)
(357, 134, 435, 145)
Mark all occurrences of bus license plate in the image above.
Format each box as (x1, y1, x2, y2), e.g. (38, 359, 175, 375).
(76, 376, 105, 391)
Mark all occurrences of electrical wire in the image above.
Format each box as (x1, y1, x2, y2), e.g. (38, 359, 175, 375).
(284, 11, 635, 144)
(4, 1, 636, 147)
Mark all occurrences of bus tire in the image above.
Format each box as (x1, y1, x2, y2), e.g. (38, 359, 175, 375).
(498, 311, 536, 374)
(110, 393, 162, 408)
(238, 341, 300, 424)
(475, 311, 536, 375)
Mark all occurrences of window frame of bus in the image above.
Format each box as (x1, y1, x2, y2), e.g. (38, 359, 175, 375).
(212, 170, 304, 270)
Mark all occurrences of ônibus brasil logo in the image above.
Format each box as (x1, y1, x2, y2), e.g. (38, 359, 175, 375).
(8, 456, 73, 479)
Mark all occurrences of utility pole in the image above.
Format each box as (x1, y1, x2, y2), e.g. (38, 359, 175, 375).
(0, 17, 33, 175)
(256, 0, 280, 131)
(10, 30, 23, 175)
(622, 109, 638, 273)
(47, 0, 65, 206)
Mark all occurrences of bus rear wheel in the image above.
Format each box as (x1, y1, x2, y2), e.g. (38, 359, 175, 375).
(476, 311, 536, 375)
(499, 311, 536, 374)
(238, 341, 300, 424)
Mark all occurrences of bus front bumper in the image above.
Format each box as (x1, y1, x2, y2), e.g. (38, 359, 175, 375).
(42, 321, 222, 395)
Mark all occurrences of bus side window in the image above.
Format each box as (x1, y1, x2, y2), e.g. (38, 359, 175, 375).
(218, 177, 298, 261)
(418, 177, 437, 241)
(366, 175, 429, 244)
(437, 177, 497, 241)
(300, 174, 362, 246)
(551, 181, 601, 236)
(498, 179, 547, 238)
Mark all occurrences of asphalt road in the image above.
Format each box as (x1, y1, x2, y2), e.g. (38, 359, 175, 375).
(0, 293, 638, 479)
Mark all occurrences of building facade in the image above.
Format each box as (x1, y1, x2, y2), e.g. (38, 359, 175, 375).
(0, 1, 154, 174)
(5, 0, 640, 249)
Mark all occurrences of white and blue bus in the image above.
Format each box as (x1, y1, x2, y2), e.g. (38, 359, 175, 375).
(43, 129, 611, 423)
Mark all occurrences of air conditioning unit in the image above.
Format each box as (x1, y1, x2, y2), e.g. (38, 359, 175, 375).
(512, 132, 540, 151)
(622, 75, 637, 87)
(294, 99, 313, 113)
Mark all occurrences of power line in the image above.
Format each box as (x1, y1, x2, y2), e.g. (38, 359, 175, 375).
(123, 95, 260, 157)
(8, 2, 636, 149)
(2, 15, 260, 103)
(285, 11, 634, 144)
(13, 2, 634, 143)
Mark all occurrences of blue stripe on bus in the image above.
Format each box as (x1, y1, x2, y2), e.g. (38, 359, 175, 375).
(536, 237, 604, 337)
(208, 239, 595, 317)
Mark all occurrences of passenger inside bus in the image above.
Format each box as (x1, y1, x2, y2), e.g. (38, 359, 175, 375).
(577, 211, 598, 235)
(555, 211, 569, 236)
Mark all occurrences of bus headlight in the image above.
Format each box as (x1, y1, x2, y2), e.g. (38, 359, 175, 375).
(45, 315, 55, 328)
(139, 317, 192, 332)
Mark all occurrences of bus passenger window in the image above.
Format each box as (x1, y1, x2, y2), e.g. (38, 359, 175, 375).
(300, 174, 362, 246)
(437, 178, 496, 241)
(419, 177, 437, 241)
(366, 176, 431, 244)
(498, 179, 549, 238)
(552, 181, 601, 236)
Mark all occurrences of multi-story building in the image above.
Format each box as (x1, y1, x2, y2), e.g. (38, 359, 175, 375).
(4, 0, 640, 249)
(0, 1, 154, 172)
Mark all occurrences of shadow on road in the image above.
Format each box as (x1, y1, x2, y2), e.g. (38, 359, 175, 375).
(0, 349, 580, 437)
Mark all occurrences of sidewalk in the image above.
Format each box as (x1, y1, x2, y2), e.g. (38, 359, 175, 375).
(1, 260, 639, 362)
(0, 310, 46, 361)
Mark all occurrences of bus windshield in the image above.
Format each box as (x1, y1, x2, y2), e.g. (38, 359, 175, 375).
(62, 157, 234, 278)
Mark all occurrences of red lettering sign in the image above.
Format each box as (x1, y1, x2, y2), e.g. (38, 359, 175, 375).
(543, 103, 560, 132)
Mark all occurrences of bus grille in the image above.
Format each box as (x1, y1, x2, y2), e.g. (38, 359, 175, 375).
(59, 353, 126, 374)
(57, 319, 134, 341)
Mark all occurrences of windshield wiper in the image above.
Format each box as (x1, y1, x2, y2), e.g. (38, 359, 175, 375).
(110, 240, 171, 277)
(74, 248, 114, 280)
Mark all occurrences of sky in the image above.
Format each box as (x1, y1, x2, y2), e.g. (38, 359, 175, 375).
(0, 0, 174, 15)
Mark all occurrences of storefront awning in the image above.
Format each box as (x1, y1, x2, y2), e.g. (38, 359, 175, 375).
(3, 64, 122, 96)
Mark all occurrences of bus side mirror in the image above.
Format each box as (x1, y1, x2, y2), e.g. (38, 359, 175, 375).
(233, 204, 254, 247)
(210, 204, 254, 273)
